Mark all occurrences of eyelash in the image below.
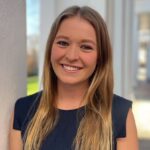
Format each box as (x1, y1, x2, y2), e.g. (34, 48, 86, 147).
(56, 40, 93, 51)
(56, 41, 69, 47)
(81, 45, 93, 50)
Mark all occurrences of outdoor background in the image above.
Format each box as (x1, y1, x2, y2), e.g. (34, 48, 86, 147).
(0, 0, 150, 149)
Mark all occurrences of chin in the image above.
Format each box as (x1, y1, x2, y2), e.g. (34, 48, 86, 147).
(58, 77, 88, 86)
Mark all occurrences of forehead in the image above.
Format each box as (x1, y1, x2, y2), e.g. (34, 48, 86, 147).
(56, 16, 97, 42)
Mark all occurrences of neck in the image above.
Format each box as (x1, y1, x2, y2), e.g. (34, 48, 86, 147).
(56, 81, 88, 110)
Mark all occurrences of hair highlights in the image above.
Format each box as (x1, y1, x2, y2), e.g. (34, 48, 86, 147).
(24, 6, 114, 150)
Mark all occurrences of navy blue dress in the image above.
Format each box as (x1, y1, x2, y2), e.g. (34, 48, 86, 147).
(13, 92, 132, 150)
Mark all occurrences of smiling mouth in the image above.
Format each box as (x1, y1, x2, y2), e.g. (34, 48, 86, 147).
(61, 64, 82, 71)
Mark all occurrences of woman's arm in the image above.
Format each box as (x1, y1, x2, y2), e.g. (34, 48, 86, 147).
(117, 109, 139, 150)
(9, 112, 23, 150)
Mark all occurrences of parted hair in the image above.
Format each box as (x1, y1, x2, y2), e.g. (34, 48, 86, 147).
(24, 5, 114, 150)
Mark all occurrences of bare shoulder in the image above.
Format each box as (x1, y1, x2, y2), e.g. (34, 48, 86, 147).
(117, 109, 139, 150)
(9, 92, 42, 150)
(9, 112, 23, 150)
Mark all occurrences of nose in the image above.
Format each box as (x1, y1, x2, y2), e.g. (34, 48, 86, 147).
(65, 44, 79, 61)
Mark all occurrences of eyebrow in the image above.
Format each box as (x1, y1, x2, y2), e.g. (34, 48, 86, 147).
(55, 35, 96, 46)
(81, 39, 96, 46)
(55, 35, 69, 40)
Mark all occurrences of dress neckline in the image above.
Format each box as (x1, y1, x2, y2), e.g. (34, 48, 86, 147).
(57, 105, 85, 112)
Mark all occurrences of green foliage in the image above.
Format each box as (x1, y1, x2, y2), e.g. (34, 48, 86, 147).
(27, 76, 38, 95)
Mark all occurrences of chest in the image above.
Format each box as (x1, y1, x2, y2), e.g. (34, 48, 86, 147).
(39, 110, 117, 150)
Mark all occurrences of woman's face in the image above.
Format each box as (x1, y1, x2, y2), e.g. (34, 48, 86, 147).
(51, 16, 98, 87)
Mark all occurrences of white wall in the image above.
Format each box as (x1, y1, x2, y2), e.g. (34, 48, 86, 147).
(0, 0, 26, 149)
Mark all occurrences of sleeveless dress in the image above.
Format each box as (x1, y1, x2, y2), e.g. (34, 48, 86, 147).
(13, 92, 132, 150)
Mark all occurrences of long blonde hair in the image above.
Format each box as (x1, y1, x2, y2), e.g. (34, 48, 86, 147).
(24, 6, 114, 150)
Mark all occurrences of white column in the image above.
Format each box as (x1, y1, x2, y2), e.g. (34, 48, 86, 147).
(0, 0, 26, 149)
(106, 0, 134, 98)
(147, 42, 150, 81)
(131, 14, 139, 88)
(39, 0, 56, 86)
(123, 0, 135, 98)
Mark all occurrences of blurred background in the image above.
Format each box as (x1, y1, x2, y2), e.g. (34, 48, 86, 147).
(0, 0, 150, 149)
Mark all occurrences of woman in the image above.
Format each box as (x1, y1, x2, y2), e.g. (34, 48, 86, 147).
(9, 6, 138, 150)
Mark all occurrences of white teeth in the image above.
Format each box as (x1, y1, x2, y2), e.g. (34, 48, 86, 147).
(63, 65, 79, 71)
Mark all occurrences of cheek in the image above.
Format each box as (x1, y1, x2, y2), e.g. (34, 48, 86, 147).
(51, 46, 61, 63)
(51, 50, 56, 63)
(83, 53, 97, 69)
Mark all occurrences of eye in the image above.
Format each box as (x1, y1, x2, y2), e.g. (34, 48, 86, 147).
(56, 40, 69, 47)
(81, 44, 93, 51)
